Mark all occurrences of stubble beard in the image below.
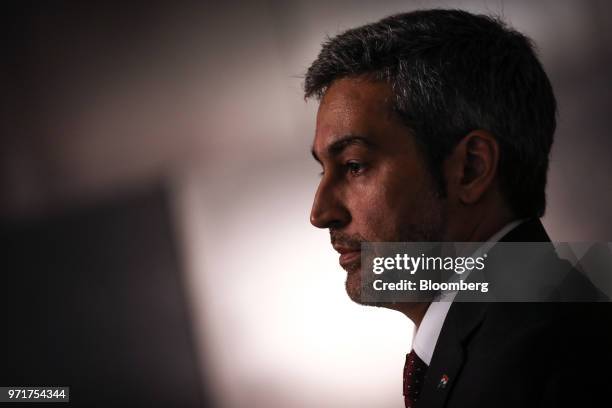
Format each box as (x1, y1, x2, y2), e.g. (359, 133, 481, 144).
(344, 189, 446, 308)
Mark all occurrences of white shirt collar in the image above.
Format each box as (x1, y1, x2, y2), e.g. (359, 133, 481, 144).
(411, 219, 525, 365)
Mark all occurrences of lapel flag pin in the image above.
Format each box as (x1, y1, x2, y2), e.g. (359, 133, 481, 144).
(438, 374, 449, 389)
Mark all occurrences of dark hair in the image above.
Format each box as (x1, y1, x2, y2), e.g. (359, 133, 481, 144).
(304, 9, 556, 218)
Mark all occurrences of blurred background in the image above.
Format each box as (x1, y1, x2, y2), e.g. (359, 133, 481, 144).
(2, 0, 612, 406)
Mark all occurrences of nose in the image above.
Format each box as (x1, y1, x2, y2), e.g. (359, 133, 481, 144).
(310, 176, 350, 229)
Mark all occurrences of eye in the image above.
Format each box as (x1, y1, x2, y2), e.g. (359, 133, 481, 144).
(346, 160, 366, 176)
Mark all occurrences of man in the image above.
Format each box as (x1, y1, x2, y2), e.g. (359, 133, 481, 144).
(306, 9, 612, 408)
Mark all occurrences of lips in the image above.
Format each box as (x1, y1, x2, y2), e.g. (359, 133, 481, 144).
(333, 246, 361, 269)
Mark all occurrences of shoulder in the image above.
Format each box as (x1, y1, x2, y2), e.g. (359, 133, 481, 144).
(447, 302, 612, 407)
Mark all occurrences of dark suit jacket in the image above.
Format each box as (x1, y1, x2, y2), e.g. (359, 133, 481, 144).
(417, 219, 612, 408)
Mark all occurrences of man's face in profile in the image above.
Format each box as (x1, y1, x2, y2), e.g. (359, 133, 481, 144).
(310, 77, 447, 303)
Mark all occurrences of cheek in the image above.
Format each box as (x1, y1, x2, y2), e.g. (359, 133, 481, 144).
(362, 167, 430, 241)
(347, 179, 412, 241)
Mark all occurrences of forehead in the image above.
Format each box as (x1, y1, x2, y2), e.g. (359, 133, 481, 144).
(313, 76, 410, 153)
(316, 77, 395, 133)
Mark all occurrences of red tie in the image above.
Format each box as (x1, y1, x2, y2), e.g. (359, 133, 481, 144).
(403, 350, 428, 408)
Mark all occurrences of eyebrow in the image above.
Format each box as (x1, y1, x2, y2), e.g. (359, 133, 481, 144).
(311, 135, 375, 164)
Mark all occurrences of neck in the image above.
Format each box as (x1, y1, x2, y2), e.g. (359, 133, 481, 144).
(465, 212, 517, 242)
(400, 207, 518, 326)
(391, 301, 430, 328)
(448, 199, 517, 242)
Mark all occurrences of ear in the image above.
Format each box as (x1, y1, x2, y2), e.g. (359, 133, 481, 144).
(444, 130, 499, 205)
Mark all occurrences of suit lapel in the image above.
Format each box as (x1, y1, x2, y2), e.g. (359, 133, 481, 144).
(415, 323, 463, 408)
(417, 301, 487, 408)
(416, 218, 549, 407)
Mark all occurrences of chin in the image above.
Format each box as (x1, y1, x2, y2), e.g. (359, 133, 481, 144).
(344, 265, 378, 307)
(342, 261, 362, 302)
(344, 264, 404, 310)
(345, 273, 362, 303)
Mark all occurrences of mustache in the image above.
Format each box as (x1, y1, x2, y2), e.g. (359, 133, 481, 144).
(330, 230, 365, 250)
